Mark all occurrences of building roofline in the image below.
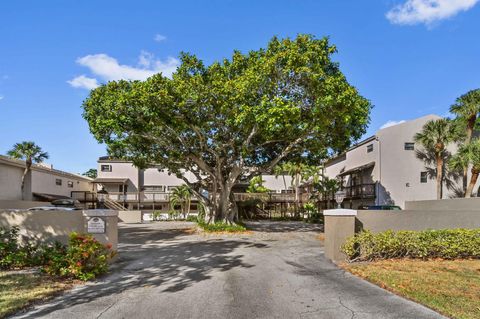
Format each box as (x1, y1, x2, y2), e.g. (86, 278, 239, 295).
(0, 155, 93, 182)
(325, 135, 376, 166)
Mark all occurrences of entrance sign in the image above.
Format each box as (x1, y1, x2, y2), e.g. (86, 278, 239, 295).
(87, 217, 106, 234)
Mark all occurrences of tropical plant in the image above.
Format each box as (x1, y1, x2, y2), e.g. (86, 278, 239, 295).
(82, 34, 371, 224)
(315, 176, 340, 209)
(273, 165, 289, 193)
(414, 119, 459, 199)
(169, 185, 194, 218)
(246, 176, 270, 193)
(449, 138, 480, 198)
(450, 89, 480, 191)
(7, 141, 49, 200)
(82, 168, 98, 179)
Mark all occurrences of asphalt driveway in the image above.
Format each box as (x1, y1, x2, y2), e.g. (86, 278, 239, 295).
(12, 221, 445, 319)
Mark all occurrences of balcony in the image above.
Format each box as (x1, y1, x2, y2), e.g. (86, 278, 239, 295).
(344, 183, 376, 199)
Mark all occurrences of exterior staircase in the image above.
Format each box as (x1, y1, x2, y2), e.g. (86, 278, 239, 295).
(105, 198, 127, 211)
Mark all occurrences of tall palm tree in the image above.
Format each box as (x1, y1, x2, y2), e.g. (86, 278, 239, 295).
(414, 119, 459, 199)
(450, 89, 480, 191)
(7, 141, 49, 200)
(449, 138, 480, 198)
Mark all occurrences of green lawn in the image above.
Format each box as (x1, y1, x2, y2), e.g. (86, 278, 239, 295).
(343, 259, 480, 319)
(0, 271, 72, 318)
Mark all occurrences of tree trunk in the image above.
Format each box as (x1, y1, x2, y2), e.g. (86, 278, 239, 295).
(462, 116, 476, 194)
(436, 155, 443, 200)
(465, 169, 478, 198)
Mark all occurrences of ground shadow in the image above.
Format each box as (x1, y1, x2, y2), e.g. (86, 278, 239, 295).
(245, 220, 323, 233)
(16, 224, 266, 318)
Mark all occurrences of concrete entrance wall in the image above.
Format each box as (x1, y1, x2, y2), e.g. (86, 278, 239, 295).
(0, 209, 118, 250)
(324, 198, 480, 262)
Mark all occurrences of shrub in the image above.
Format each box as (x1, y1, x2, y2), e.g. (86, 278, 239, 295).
(43, 233, 115, 281)
(0, 226, 44, 269)
(197, 220, 247, 232)
(342, 229, 480, 262)
(186, 215, 198, 222)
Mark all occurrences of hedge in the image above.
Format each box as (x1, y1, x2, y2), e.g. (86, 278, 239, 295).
(341, 228, 480, 262)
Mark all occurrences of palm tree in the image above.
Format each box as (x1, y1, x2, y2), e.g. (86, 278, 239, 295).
(449, 139, 480, 198)
(449, 89, 480, 191)
(414, 119, 459, 199)
(7, 141, 49, 200)
(169, 185, 194, 218)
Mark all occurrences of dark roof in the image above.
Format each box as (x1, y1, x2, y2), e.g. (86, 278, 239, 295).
(338, 162, 375, 177)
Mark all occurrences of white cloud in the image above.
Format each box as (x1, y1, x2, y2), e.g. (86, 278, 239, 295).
(67, 75, 100, 90)
(380, 120, 406, 129)
(386, 0, 479, 25)
(0, 95, 4, 101)
(68, 51, 179, 89)
(154, 34, 167, 42)
(76, 52, 178, 81)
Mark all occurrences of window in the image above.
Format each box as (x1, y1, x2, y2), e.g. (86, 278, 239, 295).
(404, 142, 415, 150)
(167, 186, 177, 191)
(101, 165, 112, 172)
(420, 172, 428, 183)
(367, 144, 373, 153)
(118, 185, 128, 193)
(55, 179, 62, 186)
(67, 181, 74, 188)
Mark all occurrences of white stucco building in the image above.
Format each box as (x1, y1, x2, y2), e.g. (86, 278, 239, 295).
(0, 155, 93, 202)
(324, 114, 478, 209)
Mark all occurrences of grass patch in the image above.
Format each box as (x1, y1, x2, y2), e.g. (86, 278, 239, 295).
(0, 271, 72, 318)
(343, 259, 480, 319)
(197, 221, 247, 233)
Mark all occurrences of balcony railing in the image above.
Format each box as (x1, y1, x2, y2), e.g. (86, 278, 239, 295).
(344, 183, 376, 199)
(233, 192, 309, 202)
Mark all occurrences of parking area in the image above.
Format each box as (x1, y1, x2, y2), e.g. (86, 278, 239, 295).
(13, 221, 444, 319)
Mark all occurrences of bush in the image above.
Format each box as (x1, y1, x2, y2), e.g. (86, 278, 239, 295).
(0, 226, 44, 269)
(186, 215, 198, 222)
(342, 229, 480, 262)
(1, 227, 114, 281)
(43, 233, 115, 281)
(197, 220, 247, 232)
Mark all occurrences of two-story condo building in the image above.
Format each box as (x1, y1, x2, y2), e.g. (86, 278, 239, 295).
(91, 157, 294, 211)
(0, 155, 93, 203)
(324, 114, 473, 209)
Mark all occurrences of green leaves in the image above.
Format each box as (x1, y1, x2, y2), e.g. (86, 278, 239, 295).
(82, 34, 371, 219)
(342, 229, 480, 262)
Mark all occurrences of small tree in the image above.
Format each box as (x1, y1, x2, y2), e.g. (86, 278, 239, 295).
(169, 185, 194, 218)
(82, 169, 98, 179)
(449, 139, 480, 198)
(246, 176, 270, 193)
(414, 119, 459, 199)
(7, 141, 49, 200)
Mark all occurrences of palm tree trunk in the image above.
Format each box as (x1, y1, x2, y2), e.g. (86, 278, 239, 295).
(21, 168, 28, 200)
(436, 156, 443, 200)
(465, 170, 478, 198)
(462, 117, 476, 193)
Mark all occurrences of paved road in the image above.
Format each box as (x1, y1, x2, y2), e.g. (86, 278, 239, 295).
(13, 221, 445, 319)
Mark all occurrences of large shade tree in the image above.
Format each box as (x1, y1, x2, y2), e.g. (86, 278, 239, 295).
(83, 35, 371, 223)
(7, 141, 49, 200)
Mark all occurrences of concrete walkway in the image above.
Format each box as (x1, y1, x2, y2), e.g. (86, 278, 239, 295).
(12, 221, 445, 319)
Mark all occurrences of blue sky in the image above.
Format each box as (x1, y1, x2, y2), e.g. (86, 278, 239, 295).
(1, 0, 479, 174)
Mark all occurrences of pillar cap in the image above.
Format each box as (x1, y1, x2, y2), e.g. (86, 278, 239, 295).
(323, 209, 357, 216)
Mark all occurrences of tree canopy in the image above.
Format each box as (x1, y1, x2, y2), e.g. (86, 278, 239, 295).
(83, 34, 371, 222)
